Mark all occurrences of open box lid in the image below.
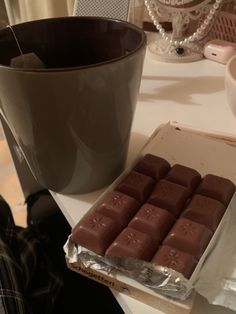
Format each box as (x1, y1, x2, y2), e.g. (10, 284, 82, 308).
(64, 121, 236, 311)
(134, 122, 236, 310)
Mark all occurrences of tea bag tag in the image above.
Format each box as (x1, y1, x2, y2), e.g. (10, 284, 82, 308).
(10, 53, 45, 68)
(7, 25, 45, 69)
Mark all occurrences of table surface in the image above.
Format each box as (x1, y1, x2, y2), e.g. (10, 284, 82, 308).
(52, 49, 236, 314)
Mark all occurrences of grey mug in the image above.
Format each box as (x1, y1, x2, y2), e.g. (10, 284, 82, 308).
(0, 16, 146, 194)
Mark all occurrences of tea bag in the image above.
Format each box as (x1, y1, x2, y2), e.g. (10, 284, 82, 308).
(10, 53, 45, 68)
(7, 25, 45, 69)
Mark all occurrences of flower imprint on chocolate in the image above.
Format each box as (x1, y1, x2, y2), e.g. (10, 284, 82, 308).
(88, 216, 106, 230)
(180, 222, 196, 236)
(166, 249, 181, 268)
(109, 193, 126, 207)
(123, 231, 141, 247)
(144, 207, 160, 220)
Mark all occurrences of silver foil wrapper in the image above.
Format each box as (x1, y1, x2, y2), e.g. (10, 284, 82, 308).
(64, 236, 193, 301)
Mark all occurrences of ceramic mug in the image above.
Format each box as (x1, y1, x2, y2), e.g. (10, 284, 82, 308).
(225, 54, 236, 118)
(0, 16, 146, 194)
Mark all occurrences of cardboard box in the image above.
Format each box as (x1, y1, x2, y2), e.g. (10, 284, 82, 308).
(66, 122, 236, 313)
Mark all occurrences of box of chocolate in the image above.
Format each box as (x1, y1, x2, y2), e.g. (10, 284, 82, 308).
(64, 122, 236, 313)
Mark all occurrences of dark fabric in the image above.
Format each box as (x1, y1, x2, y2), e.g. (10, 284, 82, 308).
(0, 192, 124, 314)
(0, 195, 63, 314)
(26, 191, 124, 314)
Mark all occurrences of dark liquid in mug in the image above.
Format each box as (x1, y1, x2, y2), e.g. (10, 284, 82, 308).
(0, 18, 142, 69)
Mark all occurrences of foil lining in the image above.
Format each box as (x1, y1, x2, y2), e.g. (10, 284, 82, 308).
(64, 193, 236, 310)
(64, 236, 193, 301)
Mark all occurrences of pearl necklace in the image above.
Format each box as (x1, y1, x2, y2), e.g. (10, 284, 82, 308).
(144, 0, 223, 55)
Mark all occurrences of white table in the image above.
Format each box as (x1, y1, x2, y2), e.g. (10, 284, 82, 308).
(2, 47, 236, 313)
(52, 52, 236, 313)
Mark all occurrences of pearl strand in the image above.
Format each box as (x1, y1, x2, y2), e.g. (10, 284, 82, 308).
(144, 0, 223, 53)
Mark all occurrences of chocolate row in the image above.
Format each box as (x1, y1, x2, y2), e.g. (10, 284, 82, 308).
(71, 154, 235, 279)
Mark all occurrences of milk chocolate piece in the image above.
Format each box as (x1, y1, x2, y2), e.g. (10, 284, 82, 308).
(148, 180, 189, 217)
(181, 194, 225, 231)
(71, 212, 121, 256)
(95, 191, 140, 227)
(163, 218, 213, 260)
(196, 174, 235, 206)
(134, 154, 170, 180)
(128, 203, 175, 243)
(165, 164, 201, 193)
(72, 154, 234, 275)
(116, 171, 155, 203)
(152, 245, 197, 279)
(105, 227, 158, 261)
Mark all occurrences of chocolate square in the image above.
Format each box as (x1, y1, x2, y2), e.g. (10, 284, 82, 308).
(196, 174, 235, 206)
(152, 245, 197, 279)
(134, 154, 170, 180)
(71, 154, 233, 276)
(181, 194, 225, 231)
(148, 180, 189, 217)
(105, 227, 158, 261)
(71, 212, 121, 256)
(95, 190, 140, 227)
(163, 218, 213, 260)
(165, 164, 201, 193)
(128, 203, 175, 243)
(116, 171, 155, 203)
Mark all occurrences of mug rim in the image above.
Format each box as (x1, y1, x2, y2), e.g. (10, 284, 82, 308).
(0, 16, 147, 73)
(226, 54, 236, 84)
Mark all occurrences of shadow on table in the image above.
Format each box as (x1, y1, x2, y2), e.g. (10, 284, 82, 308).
(139, 75, 224, 106)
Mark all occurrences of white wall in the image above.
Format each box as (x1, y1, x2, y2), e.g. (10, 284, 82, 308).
(4, 0, 74, 25)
